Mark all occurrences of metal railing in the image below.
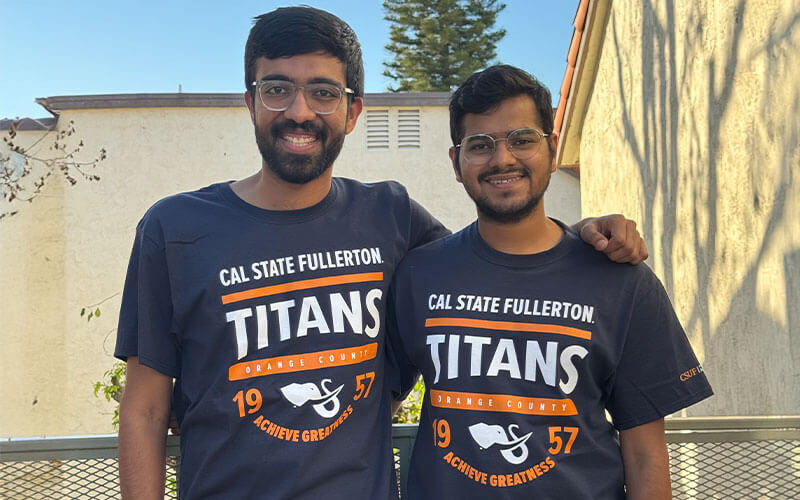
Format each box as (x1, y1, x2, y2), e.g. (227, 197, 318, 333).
(665, 416, 800, 500)
(1, 416, 798, 499)
(0, 434, 180, 499)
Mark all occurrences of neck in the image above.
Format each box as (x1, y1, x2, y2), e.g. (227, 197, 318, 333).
(231, 164, 333, 210)
(476, 206, 563, 255)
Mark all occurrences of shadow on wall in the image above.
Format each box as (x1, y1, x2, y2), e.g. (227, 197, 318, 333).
(610, 1, 800, 414)
(787, 250, 800, 387)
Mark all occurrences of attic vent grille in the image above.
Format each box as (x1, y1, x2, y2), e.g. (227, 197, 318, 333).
(397, 109, 420, 149)
(366, 109, 390, 149)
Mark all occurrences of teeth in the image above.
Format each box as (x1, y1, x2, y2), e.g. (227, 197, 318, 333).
(489, 178, 519, 185)
(283, 135, 316, 146)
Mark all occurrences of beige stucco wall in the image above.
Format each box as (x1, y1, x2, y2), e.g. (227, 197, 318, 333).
(579, 0, 799, 415)
(1, 101, 580, 437)
(335, 106, 472, 231)
(0, 108, 259, 438)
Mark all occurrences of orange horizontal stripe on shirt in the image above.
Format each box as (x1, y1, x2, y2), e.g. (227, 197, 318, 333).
(221, 272, 384, 304)
(228, 342, 378, 381)
(425, 317, 591, 340)
(430, 389, 577, 416)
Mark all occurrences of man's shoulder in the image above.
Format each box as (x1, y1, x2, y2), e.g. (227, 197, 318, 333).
(136, 182, 231, 238)
(398, 227, 467, 268)
(146, 182, 228, 214)
(333, 177, 410, 200)
(561, 226, 652, 278)
(333, 178, 436, 230)
(566, 239, 665, 305)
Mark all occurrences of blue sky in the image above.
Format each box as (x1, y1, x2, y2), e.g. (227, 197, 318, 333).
(1, 1, 579, 120)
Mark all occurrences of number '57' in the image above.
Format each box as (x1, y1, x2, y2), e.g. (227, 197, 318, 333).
(354, 371, 375, 400)
(547, 426, 579, 454)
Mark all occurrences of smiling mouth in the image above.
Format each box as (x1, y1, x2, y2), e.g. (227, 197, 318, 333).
(488, 176, 521, 185)
(482, 170, 527, 186)
(280, 132, 319, 151)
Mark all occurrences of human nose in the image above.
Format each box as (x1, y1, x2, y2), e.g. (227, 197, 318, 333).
(282, 87, 317, 123)
(491, 138, 517, 165)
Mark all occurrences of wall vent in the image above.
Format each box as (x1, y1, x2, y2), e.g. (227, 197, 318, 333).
(366, 109, 390, 149)
(397, 109, 421, 149)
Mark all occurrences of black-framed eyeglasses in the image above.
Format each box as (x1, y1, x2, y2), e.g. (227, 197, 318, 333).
(251, 79, 354, 115)
(455, 128, 550, 164)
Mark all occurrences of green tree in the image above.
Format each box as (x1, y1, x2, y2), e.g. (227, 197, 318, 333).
(383, 0, 507, 91)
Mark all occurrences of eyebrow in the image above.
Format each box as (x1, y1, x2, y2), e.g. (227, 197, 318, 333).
(467, 128, 539, 139)
(256, 74, 344, 87)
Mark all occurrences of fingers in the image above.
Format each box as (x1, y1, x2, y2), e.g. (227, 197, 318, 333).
(605, 218, 649, 264)
(583, 214, 649, 265)
(167, 410, 181, 436)
(577, 217, 609, 251)
(592, 235, 609, 251)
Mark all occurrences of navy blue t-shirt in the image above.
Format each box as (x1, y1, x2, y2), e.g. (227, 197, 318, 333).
(388, 221, 712, 499)
(115, 178, 448, 499)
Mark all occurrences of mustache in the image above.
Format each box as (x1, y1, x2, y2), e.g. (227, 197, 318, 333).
(477, 166, 530, 182)
(270, 119, 325, 138)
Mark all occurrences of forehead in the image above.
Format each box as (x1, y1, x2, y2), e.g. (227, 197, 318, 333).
(253, 52, 347, 84)
(462, 95, 543, 136)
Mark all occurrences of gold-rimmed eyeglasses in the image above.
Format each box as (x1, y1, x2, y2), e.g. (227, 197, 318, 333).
(455, 128, 550, 164)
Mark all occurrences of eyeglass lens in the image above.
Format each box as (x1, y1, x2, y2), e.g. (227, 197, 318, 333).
(258, 81, 345, 114)
(462, 129, 544, 163)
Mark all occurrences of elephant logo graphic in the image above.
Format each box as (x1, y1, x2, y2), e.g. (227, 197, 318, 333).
(280, 379, 344, 418)
(468, 422, 533, 465)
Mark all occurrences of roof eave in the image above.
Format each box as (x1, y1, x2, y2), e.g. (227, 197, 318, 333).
(32, 91, 453, 112)
(554, 0, 612, 169)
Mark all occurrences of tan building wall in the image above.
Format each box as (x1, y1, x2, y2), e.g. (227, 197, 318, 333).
(578, 0, 799, 415)
(0, 96, 579, 437)
(0, 107, 260, 438)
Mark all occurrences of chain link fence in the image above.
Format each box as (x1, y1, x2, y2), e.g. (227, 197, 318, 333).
(2, 417, 798, 499)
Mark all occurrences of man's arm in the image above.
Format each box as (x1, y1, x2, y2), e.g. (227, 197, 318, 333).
(619, 418, 671, 500)
(119, 356, 173, 500)
(572, 214, 649, 264)
(391, 399, 404, 415)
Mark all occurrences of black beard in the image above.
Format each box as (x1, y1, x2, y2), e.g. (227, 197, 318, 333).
(474, 193, 542, 224)
(470, 166, 551, 224)
(254, 119, 345, 184)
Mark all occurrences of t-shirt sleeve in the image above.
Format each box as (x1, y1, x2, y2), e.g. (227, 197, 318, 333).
(385, 269, 421, 401)
(408, 197, 450, 250)
(607, 271, 713, 430)
(114, 230, 143, 361)
(114, 219, 181, 378)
